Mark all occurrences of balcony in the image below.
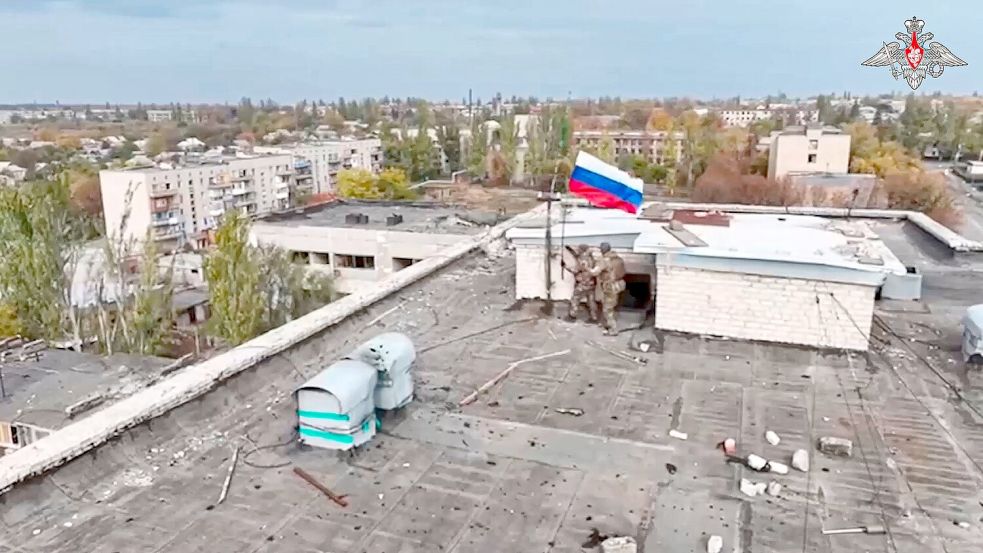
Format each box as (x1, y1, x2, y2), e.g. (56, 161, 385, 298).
(152, 225, 183, 240)
(230, 187, 251, 196)
(151, 213, 183, 227)
(209, 205, 226, 218)
(275, 189, 289, 200)
(149, 185, 179, 198)
(276, 167, 294, 177)
(150, 197, 177, 213)
(210, 175, 232, 188)
(231, 173, 252, 182)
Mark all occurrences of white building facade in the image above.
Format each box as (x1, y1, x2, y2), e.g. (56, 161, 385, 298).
(99, 154, 296, 251)
(255, 138, 383, 194)
(767, 126, 851, 179)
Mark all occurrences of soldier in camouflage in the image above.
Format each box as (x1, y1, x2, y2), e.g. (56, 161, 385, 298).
(567, 244, 598, 322)
(591, 242, 626, 335)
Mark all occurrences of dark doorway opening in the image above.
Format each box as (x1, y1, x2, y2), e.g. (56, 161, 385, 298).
(622, 273, 653, 310)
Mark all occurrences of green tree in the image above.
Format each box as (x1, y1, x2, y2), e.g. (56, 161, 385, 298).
(466, 119, 489, 178)
(437, 125, 462, 172)
(0, 302, 23, 337)
(0, 177, 86, 343)
(204, 211, 265, 345)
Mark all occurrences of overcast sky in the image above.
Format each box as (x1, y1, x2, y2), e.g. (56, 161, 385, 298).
(1, 0, 980, 104)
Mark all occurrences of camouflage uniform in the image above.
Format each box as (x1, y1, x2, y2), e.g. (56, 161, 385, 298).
(592, 246, 625, 335)
(568, 246, 598, 321)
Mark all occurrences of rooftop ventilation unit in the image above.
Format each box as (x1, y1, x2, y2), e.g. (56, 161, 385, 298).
(386, 214, 404, 226)
(295, 360, 378, 451)
(344, 213, 369, 225)
(347, 332, 415, 410)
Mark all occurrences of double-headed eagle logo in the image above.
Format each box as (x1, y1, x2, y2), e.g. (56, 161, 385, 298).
(862, 17, 966, 90)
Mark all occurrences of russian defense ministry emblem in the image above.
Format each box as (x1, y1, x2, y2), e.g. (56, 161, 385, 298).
(862, 17, 966, 90)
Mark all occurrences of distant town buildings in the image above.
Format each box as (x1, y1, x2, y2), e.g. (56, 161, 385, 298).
(254, 138, 383, 194)
(99, 154, 298, 251)
(573, 130, 683, 166)
(767, 126, 851, 179)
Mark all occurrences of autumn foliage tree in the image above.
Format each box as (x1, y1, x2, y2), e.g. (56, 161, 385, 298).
(691, 152, 803, 206)
(337, 168, 416, 200)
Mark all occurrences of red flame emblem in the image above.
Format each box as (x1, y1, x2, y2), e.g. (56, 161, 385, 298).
(905, 31, 924, 69)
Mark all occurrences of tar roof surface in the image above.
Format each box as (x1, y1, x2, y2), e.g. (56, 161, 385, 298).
(3, 222, 983, 553)
(256, 200, 504, 234)
(0, 350, 171, 431)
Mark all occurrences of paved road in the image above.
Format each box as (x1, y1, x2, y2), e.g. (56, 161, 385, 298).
(925, 160, 983, 242)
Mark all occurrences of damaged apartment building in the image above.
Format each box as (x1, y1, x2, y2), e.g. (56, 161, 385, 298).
(506, 202, 937, 351)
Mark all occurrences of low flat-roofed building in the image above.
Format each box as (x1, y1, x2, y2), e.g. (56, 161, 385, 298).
(507, 204, 927, 351)
(250, 200, 506, 294)
(768, 125, 851, 179)
(0, 346, 171, 455)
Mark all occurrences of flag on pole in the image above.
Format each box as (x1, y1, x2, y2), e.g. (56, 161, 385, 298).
(568, 151, 644, 214)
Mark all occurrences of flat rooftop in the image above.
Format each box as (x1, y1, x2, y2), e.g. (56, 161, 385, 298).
(0, 350, 171, 431)
(510, 206, 908, 277)
(2, 218, 983, 552)
(256, 200, 505, 234)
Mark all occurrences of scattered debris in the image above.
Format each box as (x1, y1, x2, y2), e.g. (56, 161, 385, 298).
(32, 529, 41, 536)
(956, 521, 971, 529)
(459, 350, 570, 406)
(766, 481, 783, 497)
(600, 536, 637, 553)
(765, 430, 781, 446)
(818, 436, 853, 457)
(718, 438, 736, 455)
(293, 467, 349, 508)
(739, 478, 767, 497)
(637, 342, 651, 353)
(362, 302, 407, 329)
(588, 340, 647, 365)
(555, 407, 585, 417)
(583, 528, 610, 548)
(668, 429, 688, 440)
(792, 449, 810, 472)
(217, 445, 240, 505)
(665, 463, 677, 475)
(822, 416, 831, 422)
(822, 525, 886, 535)
(706, 535, 723, 553)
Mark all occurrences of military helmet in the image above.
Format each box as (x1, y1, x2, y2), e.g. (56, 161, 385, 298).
(599, 242, 611, 254)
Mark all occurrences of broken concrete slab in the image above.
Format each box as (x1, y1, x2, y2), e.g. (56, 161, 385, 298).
(817, 436, 854, 457)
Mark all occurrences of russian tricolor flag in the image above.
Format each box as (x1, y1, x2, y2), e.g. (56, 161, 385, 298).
(568, 151, 644, 214)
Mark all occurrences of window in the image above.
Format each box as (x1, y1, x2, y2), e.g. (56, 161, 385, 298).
(807, 154, 818, 163)
(291, 251, 310, 264)
(335, 254, 375, 269)
(809, 139, 819, 149)
(311, 252, 329, 265)
(393, 257, 419, 271)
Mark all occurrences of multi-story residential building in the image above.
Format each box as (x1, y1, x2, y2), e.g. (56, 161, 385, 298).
(146, 110, 173, 123)
(573, 130, 683, 166)
(99, 154, 296, 251)
(717, 109, 774, 128)
(767, 126, 851, 179)
(255, 138, 383, 194)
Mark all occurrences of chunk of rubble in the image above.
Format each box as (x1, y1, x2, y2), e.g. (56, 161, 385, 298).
(668, 429, 688, 440)
(707, 535, 723, 553)
(746, 454, 768, 471)
(792, 449, 810, 472)
(765, 430, 781, 446)
(818, 437, 853, 457)
(601, 536, 637, 553)
(766, 481, 782, 497)
(739, 478, 767, 497)
(768, 461, 789, 475)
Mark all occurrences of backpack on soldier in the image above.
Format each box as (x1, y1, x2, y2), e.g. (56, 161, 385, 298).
(608, 254, 626, 281)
